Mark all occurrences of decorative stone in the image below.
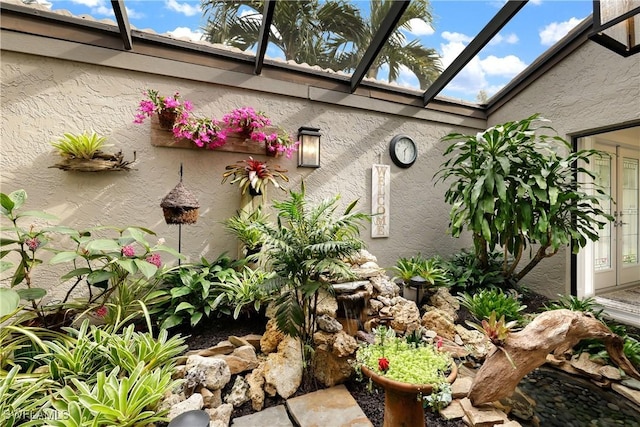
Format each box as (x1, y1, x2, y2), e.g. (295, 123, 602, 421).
(173, 365, 187, 380)
(197, 341, 235, 357)
(346, 249, 378, 265)
(167, 393, 204, 420)
(377, 296, 392, 306)
(570, 352, 603, 380)
(622, 377, 640, 391)
(317, 314, 343, 333)
(313, 330, 335, 351)
(287, 385, 372, 427)
(246, 364, 266, 411)
(459, 397, 509, 427)
(158, 391, 186, 414)
(421, 308, 456, 340)
(351, 263, 382, 279)
(199, 386, 222, 409)
(240, 334, 263, 350)
(224, 376, 250, 407)
(214, 345, 259, 375)
(369, 299, 384, 312)
(185, 355, 231, 391)
(451, 376, 473, 399)
(332, 330, 358, 358)
(612, 382, 640, 406)
(332, 281, 369, 294)
(369, 275, 400, 297)
(389, 298, 421, 334)
(206, 403, 233, 426)
(439, 400, 465, 420)
(263, 336, 303, 399)
(312, 348, 354, 387)
(228, 336, 251, 348)
(500, 387, 536, 421)
(427, 287, 460, 321)
(260, 318, 285, 354)
(600, 365, 622, 380)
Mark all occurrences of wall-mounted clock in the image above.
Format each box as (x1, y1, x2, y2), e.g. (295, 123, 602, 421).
(389, 135, 417, 168)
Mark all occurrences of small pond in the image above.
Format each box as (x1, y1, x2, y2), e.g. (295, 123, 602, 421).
(517, 367, 640, 426)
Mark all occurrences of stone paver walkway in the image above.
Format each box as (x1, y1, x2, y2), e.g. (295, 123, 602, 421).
(230, 385, 372, 427)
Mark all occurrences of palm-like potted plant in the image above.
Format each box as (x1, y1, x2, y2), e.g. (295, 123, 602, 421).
(221, 157, 289, 196)
(223, 207, 269, 257)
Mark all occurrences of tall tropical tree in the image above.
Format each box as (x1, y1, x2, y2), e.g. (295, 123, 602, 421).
(200, 0, 442, 87)
(329, 0, 442, 89)
(201, 0, 365, 69)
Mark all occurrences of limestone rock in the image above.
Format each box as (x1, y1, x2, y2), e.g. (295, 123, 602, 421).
(332, 330, 358, 358)
(332, 281, 369, 293)
(197, 341, 235, 357)
(185, 355, 231, 391)
(199, 386, 222, 409)
(459, 397, 509, 427)
(317, 314, 343, 333)
(313, 330, 335, 351)
(246, 363, 266, 411)
(241, 334, 263, 350)
(172, 365, 187, 380)
(167, 393, 204, 421)
(263, 336, 303, 399)
(260, 318, 285, 354)
(228, 336, 251, 348)
(316, 288, 338, 317)
(214, 345, 259, 375)
(570, 352, 603, 380)
(225, 376, 250, 407)
(599, 365, 622, 381)
(451, 376, 473, 399)
(389, 299, 421, 334)
(421, 308, 456, 340)
(369, 274, 400, 297)
(207, 402, 233, 426)
(426, 287, 459, 321)
(369, 298, 384, 313)
(312, 347, 354, 387)
(158, 391, 186, 414)
(612, 382, 640, 406)
(346, 249, 378, 265)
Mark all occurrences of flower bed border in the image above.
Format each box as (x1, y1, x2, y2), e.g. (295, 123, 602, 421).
(150, 116, 272, 156)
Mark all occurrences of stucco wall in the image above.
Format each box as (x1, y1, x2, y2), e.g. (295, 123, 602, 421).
(487, 40, 640, 297)
(1, 47, 479, 300)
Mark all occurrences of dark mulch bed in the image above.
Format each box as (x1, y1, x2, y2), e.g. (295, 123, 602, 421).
(179, 290, 639, 427)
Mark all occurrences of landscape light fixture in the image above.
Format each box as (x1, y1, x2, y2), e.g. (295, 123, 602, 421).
(591, 0, 640, 56)
(297, 127, 321, 168)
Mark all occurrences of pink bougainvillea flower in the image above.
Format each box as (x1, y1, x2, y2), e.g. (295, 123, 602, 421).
(25, 237, 41, 251)
(146, 253, 162, 268)
(121, 244, 135, 257)
(378, 357, 390, 372)
(95, 306, 108, 318)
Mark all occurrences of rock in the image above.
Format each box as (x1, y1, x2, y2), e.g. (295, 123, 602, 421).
(316, 288, 338, 317)
(225, 376, 250, 407)
(612, 382, 640, 406)
(246, 364, 266, 411)
(599, 365, 622, 381)
(158, 391, 186, 413)
(199, 386, 222, 409)
(570, 352, 603, 380)
(172, 365, 187, 380)
(332, 330, 358, 358)
(389, 299, 421, 334)
(312, 348, 355, 387)
(439, 400, 465, 420)
(214, 345, 259, 375)
(265, 301, 278, 319)
(426, 287, 459, 321)
(228, 336, 251, 348)
(369, 299, 384, 312)
(500, 387, 536, 421)
(197, 341, 235, 357)
(369, 275, 399, 297)
(263, 336, 303, 399)
(356, 330, 374, 345)
(313, 330, 335, 351)
(451, 376, 473, 399)
(207, 402, 233, 426)
(455, 325, 490, 358)
(459, 397, 509, 427)
(186, 355, 231, 391)
(167, 393, 204, 420)
(439, 340, 471, 359)
(351, 263, 382, 279)
(260, 318, 285, 354)
(240, 334, 263, 350)
(421, 308, 456, 340)
(317, 314, 343, 333)
(210, 421, 226, 427)
(377, 296, 392, 306)
(622, 377, 640, 391)
(332, 281, 369, 293)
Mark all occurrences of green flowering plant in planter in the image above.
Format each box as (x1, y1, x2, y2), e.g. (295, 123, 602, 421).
(355, 326, 455, 417)
(221, 157, 289, 196)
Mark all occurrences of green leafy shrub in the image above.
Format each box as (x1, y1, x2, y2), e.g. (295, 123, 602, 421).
(544, 294, 604, 319)
(0, 366, 53, 427)
(392, 254, 450, 287)
(444, 249, 505, 293)
(210, 266, 276, 319)
(224, 206, 269, 256)
(156, 254, 241, 329)
(457, 288, 526, 323)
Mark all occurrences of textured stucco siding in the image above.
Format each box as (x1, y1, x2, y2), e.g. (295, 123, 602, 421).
(487, 40, 640, 297)
(0, 49, 478, 300)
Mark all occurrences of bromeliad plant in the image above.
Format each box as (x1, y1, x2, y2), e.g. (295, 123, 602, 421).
(50, 131, 110, 160)
(222, 157, 289, 196)
(435, 114, 612, 284)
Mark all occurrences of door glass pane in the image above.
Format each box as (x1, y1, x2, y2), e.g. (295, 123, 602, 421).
(622, 157, 639, 265)
(594, 155, 612, 271)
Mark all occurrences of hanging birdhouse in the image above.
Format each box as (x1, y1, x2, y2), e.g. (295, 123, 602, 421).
(160, 181, 200, 224)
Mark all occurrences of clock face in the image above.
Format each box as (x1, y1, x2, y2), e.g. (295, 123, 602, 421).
(389, 135, 417, 168)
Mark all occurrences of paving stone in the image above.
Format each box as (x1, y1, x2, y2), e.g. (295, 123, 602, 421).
(286, 384, 372, 427)
(459, 397, 508, 427)
(440, 399, 465, 420)
(612, 382, 640, 406)
(230, 405, 293, 427)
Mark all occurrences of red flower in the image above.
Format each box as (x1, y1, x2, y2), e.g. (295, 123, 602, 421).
(378, 357, 390, 372)
(95, 306, 108, 318)
(436, 336, 444, 349)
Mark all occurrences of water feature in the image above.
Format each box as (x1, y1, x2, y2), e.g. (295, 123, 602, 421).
(332, 281, 371, 336)
(517, 367, 640, 426)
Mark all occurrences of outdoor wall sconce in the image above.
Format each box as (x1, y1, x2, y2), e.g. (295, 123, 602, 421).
(298, 126, 321, 168)
(590, 0, 639, 56)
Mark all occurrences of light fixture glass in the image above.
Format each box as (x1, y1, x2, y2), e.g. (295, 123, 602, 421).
(591, 0, 640, 56)
(297, 127, 321, 168)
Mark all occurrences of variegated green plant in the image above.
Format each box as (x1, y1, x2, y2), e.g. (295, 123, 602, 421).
(50, 131, 109, 159)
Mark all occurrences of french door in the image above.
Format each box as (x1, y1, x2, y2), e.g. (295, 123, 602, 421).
(593, 143, 640, 291)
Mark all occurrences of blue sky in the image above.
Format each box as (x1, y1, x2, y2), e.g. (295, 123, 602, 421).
(39, 0, 593, 103)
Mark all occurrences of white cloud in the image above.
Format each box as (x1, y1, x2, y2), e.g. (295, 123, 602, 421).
(70, 0, 101, 7)
(539, 17, 583, 46)
(441, 31, 473, 44)
(64, 0, 112, 16)
(490, 32, 519, 45)
(480, 55, 527, 77)
(167, 26, 203, 41)
(126, 7, 143, 20)
(24, 0, 52, 8)
(165, 0, 199, 17)
(405, 18, 434, 36)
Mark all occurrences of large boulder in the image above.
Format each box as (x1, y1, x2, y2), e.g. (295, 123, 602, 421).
(312, 347, 355, 387)
(426, 287, 459, 321)
(185, 355, 231, 391)
(263, 336, 303, 399)
(389, 298, 421, 334)
(421, 308, 456, 340)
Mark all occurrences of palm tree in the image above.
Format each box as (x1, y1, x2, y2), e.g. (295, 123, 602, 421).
(328, 0, 442, 89)
(201, 0, 365, 69)
(200, 0, 442, 87)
